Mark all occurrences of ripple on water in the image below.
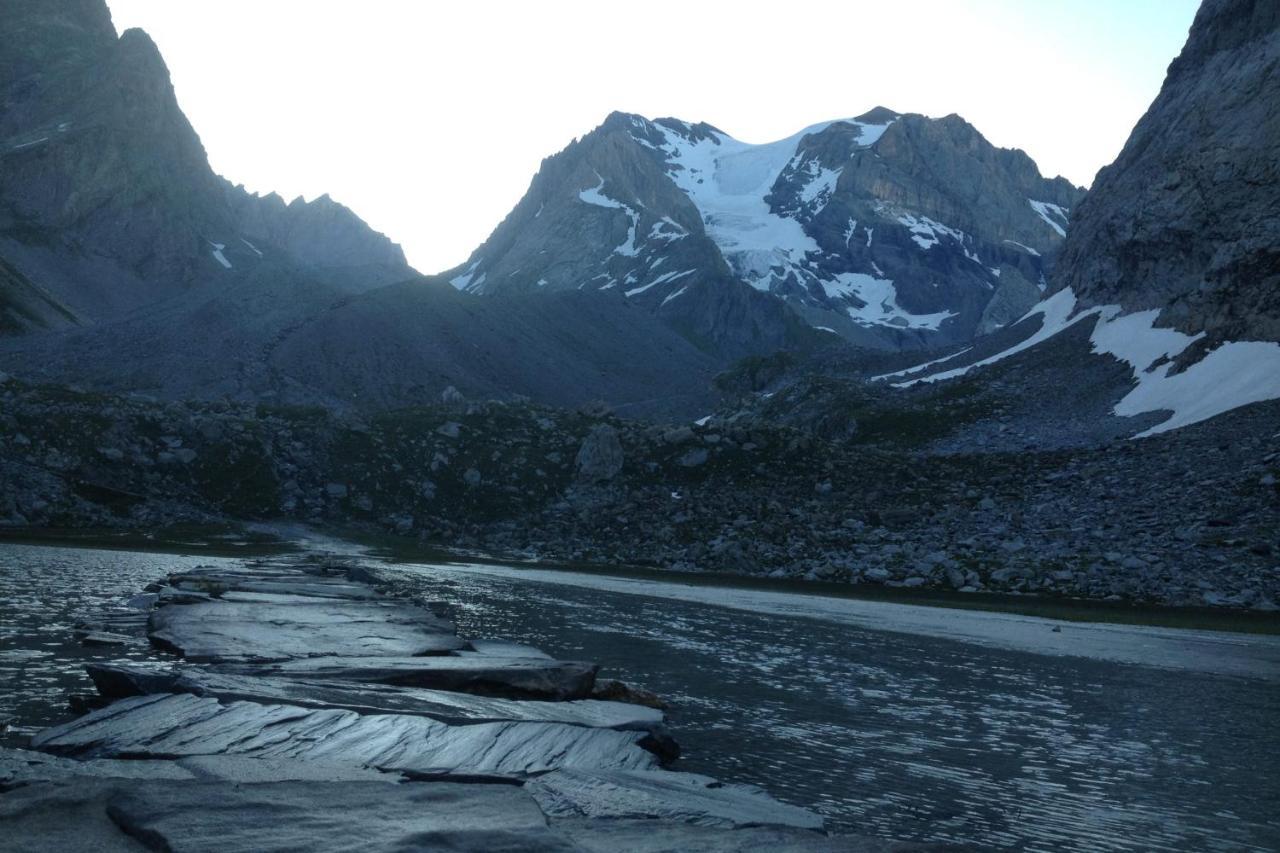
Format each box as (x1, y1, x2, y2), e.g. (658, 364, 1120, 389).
(385, 562, 1280, 853)
(3, 546, 1278, 852)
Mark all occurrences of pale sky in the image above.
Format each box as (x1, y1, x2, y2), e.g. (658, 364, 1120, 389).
(106, 0, 1200, 274)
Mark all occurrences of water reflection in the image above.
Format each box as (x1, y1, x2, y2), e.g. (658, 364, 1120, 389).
(0, 544, 241, 743)
(386, 563, 1280, 852)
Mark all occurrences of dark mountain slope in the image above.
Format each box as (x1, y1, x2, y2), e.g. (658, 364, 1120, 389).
(0, 0, 412, 328)
(1053, 0, 1280, 341)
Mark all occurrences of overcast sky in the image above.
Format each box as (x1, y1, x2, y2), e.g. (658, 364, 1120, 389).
(106, 0, 1200, 274)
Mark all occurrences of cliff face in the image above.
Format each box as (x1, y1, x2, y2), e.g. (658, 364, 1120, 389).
(0, 0, 411, 327)
(1053, 0, 1280, 341)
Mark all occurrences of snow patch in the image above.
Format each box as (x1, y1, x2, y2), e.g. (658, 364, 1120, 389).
(1028, 200, 1069, 238)
(843, 218, 858, 247)
(897, 213, 966, 252)
(653, 117, 894, 294)
(1115, 341, 1280, 437)
(1003, 239, 1041, 257)
(824, 273, 955, 331)
(579, 172, 640, 257)
(871, 347, 975, 382)
(795, 160, 842, 209)
(450, 262, 481, 291)
(891, 288, 1089, 386)
(209, 242, 232, 269)
(240, 238, 264, 257)
(626, 269, 695, 298)
(885, 288, 1280, 437)
(660, 285, 689, 306)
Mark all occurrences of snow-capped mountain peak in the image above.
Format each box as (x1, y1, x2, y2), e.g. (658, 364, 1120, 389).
(444, 107, 1084, 352)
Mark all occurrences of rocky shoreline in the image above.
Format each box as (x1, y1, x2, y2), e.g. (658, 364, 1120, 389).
(0, 552, 934, 851)
(2, 375, 1277, 612)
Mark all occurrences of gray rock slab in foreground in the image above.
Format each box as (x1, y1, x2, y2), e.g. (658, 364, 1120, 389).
(0, 747, 197, 785)
(147, 599, 464, 662)
(226, 653, 599, 699)
(84, 662, 678, 762)
(0, 778, 579, 853)
(32, 694, 658, 778)
(175, 668, 665, 732)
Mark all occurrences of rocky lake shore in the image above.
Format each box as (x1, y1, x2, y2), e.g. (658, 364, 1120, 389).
(2, 373, 1277, 613)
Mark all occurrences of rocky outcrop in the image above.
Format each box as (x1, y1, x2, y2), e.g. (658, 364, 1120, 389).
(575, 424, 625, 483)
(1053, 0, 1280, 341)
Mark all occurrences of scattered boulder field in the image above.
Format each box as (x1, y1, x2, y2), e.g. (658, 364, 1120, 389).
(1, 374, 1277, 611)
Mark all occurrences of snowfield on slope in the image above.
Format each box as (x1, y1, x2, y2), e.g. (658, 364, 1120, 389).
(648, 116, 957, 331)
(879, 289, 1280, 437)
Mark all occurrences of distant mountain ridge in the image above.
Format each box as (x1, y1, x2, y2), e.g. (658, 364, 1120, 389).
(447, 107, 1083, 350)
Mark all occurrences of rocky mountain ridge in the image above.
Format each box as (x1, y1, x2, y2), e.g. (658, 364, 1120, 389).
(447, 106, 1083, 350)
(1052, 0, 1279, 342)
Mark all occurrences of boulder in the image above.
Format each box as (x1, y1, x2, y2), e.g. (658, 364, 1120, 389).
(575, 424, 625, 483)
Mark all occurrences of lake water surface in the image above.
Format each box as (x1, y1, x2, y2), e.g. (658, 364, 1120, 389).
(1, 542, 1277, 851)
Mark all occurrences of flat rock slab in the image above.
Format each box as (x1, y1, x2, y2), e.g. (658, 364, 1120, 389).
(528, 768, 826, 831)
(0, 778, 578, 853)
(148, 599, 463, 662)
(0, 747, 197, 786)
(170, 577, 382, 601)
(32, 694, 658, 778)
(228, 654, 599, 700)
(82, 662, 675, 760)
(174, 668, 665, 731)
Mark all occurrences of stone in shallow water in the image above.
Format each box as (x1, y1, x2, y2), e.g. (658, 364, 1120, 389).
(0, 747, 196, 785)
(528, 768, 826, 830)
(32, 694, 658, 778)
(147, 599, 463, 662)
(0, 778, 578, 853)
(83, 663, 678, 763)
(170, 577, 382, 601)
(226, 654, 599, 700)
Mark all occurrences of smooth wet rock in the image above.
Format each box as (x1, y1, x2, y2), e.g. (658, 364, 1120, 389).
(147, 599, 463, 662)
(576, 424, 625, 483)
(0, 747, 196, 786)
(79, 663, 677, 762)
(0, 778, 578, 853)
(227, 654, 599, 700)
(33, 694, 657, 778)
(87, 662, 179, 697)
(528, 768, 825, 830)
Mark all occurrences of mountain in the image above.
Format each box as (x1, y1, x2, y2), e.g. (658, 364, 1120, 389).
(446, 108, 1083, 350)
(854, 0, 1280, 442)
(1053, 0, 1280, 342)
(0, 0, 412, 330)
(0, 0, 754, 417)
